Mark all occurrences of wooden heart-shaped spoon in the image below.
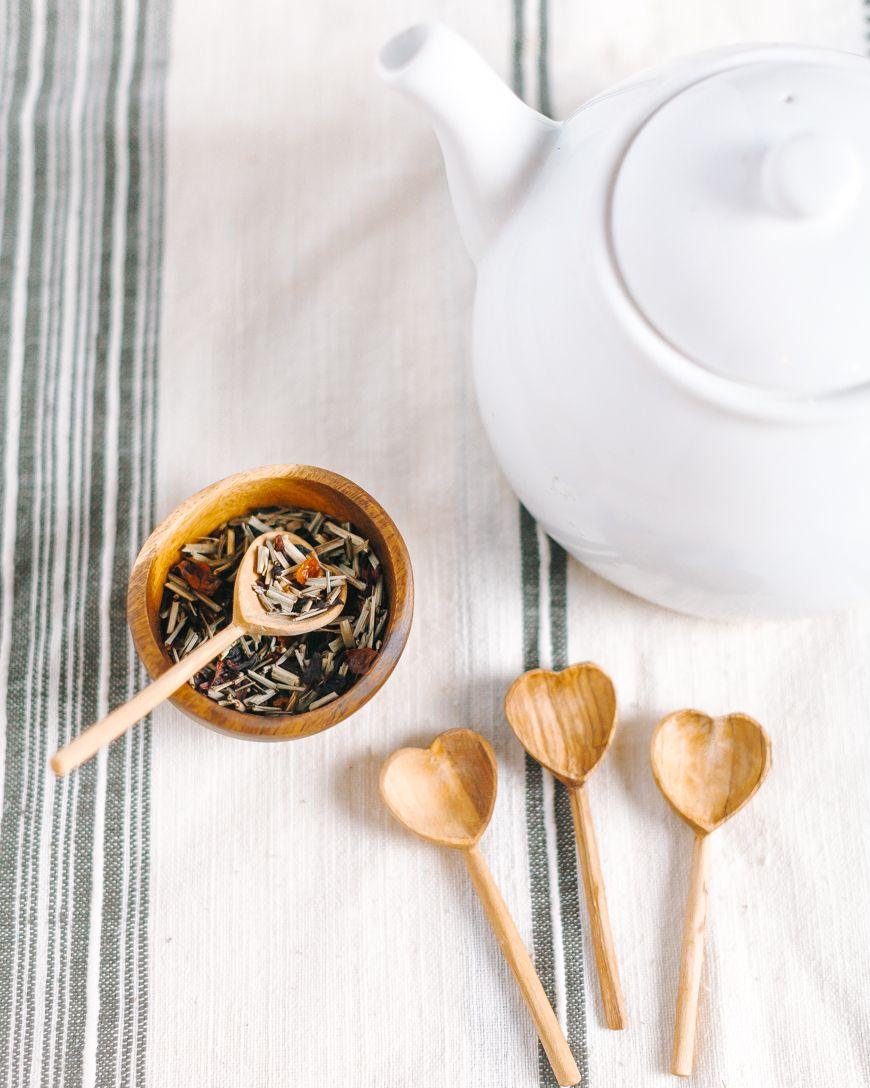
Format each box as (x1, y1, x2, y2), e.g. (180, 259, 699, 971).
(380, 729, 581, 1086)
(651, 710, 771, 1077)
(505, 663, 626, 1030)
(51, 531, 347, 776)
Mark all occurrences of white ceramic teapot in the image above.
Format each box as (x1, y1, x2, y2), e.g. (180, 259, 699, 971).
(379, 22, 870, 619)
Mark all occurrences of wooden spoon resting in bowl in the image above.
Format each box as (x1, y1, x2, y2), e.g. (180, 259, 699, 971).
(51, 531, 347, 776)
(651, 709, 771, 1077)
(380, 729, 581, 1086)
(505, 663, 626, 1030)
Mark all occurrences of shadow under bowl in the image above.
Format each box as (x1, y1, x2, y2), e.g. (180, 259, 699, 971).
(127, 464, 414, 740)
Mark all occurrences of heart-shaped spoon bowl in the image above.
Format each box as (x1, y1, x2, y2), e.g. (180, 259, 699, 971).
(651, 710, 771, 834)
(379, 728, 497, 847)
(652, 708, 771, 1076)
(505, 662, 617, 785)
(380, 727, 581, 1085)
(506, 661, 627, 1030)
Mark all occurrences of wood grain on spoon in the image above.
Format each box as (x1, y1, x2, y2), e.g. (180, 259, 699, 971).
(380, 729, 581, 1086)
(651, 709, 771, 1077)
(505, 663, 626, 1031)
(50, 531, 347, 777)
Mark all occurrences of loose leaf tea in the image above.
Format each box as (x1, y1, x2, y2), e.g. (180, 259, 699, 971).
(159, 507, 388, 715)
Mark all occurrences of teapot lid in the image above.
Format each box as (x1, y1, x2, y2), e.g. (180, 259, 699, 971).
(610, 54, 870, 395)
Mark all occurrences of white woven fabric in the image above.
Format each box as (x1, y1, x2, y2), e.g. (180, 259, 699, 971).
(150, 2, 870, 1085)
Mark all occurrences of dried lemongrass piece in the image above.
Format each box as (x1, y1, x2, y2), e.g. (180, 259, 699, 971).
(309, 691, 339, 710)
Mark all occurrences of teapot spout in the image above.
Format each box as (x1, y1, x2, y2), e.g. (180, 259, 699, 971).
(378, 22, 559, 261)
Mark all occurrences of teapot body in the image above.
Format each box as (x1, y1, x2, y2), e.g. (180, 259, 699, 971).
(471, 48, 870, 618)
(380, 26, 870, 617)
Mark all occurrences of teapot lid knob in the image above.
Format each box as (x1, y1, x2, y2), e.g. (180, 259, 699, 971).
(762, 132, 863, 218)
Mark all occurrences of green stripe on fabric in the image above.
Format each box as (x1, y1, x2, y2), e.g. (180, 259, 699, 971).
(67, 0, 126, 1076)
(34, 0, 72, 1059)
(537, 0, 552, 120)
(513, 2, 561, 1082)
(96, 0, 151, 1080)
(519, 506, 560, 1087)
(0, 0, 165, 1082)
(537, 6, 589, 1076)
(5, 4, 110, 1083)
(511, 0, 525, 103)
(515, 4, 589, 1083)
(42, 0, 102, 1074)
(38, 10, 102, 1073)
(128, 12, 160, 1084)
(53, 6, 118, 1079)
(0, 0, 48, 1076)
(549, 541, 589, 1082)
(117, 0, 149, 1061)
(18, 1, 77, 1079)
(34, 6, 81, 1069)
(520, 505, 541, 673)
(132, 5, 168, 1074)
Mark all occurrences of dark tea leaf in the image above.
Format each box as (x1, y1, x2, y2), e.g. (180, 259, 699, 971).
(345, 647, 378, 676)
(178, 559, 220, 595)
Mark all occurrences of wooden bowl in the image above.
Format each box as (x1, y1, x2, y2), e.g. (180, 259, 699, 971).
(127, 465, 414, 740)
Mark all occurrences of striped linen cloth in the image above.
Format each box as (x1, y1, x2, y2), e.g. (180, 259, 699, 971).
(1, 2, 868, 1086)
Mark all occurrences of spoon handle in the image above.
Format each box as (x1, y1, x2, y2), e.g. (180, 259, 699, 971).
(463, 845, 581, 1086)
(50, 623, 244, 776)
(568, 783, 627, 1030)
(672, 832, 711, 1077)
